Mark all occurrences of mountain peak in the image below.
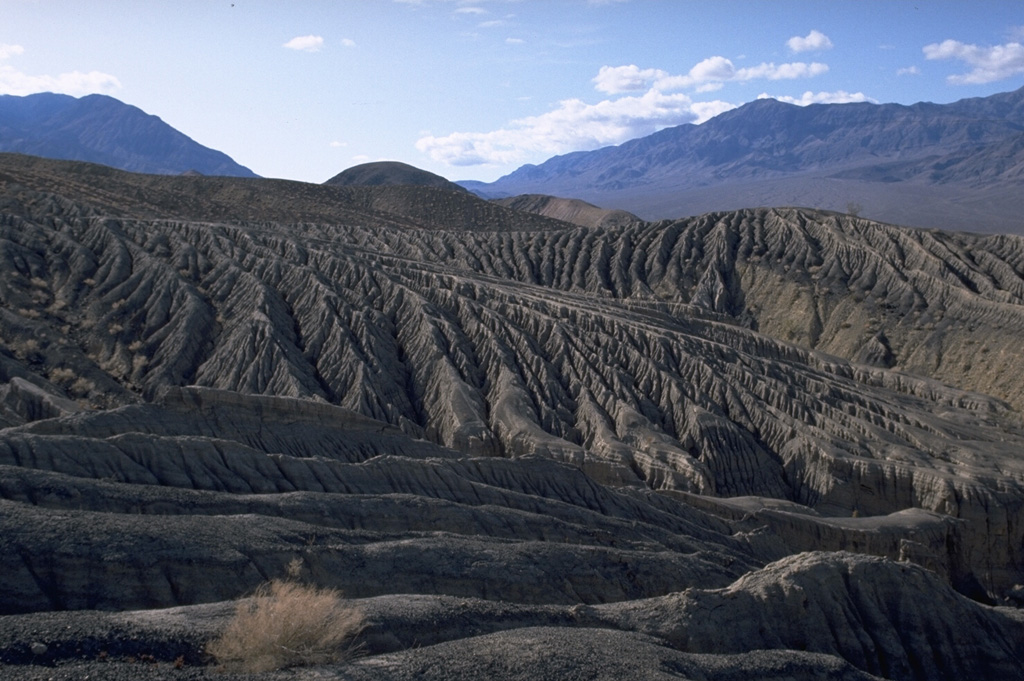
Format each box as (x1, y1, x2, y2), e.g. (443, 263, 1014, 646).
(0, 92, 257, 177)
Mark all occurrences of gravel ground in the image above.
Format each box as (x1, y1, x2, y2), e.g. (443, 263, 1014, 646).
(0, 623, 882, 681)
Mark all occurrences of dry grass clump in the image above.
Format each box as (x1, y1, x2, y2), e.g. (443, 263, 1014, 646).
(206, 577, 363, 673)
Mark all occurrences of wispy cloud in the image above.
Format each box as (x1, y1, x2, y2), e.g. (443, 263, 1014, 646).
(506, 37, 525, 45)
(0, 44, 121, 96)
(454, 6, 486, 14)
(787, 30, 833, 53)
(758, 90, 876, 106)
(923, 38, 1024, 84)
(595, 58, 828, 95)
(897, 65, 920, 76)
(652, 58, 828, 92)
(283, 35, 324, 52)
(0, 43, 25, 60)
(340, 38, 356, 48)
(593, 64, 667, 94)
(419, 47, 833, 167)
(416, 88, 732, 166)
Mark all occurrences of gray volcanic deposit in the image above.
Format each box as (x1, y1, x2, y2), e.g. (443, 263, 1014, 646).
(1, 154, 1023, 680)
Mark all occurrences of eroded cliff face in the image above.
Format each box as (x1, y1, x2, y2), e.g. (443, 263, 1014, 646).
(1, 159, 1023, 680)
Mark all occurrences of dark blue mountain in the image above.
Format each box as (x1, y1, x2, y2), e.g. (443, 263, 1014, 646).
(0, 92, 257, 177)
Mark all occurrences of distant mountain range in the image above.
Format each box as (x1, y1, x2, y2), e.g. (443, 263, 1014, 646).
(0, 92, 257, 177)
(463, 86, 1024, 234)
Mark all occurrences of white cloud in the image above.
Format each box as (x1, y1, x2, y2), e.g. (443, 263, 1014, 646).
(341, 38, 356, 48)
(691, 99, 737, 121)
(923, 38, 1024, 84)
(506, 37, 525, 45)
(695, 82, 724, 93)
(787, 30, 833, 53)
(418, 51, 832, 167)
(416, 89, 731, 166)
(0, 67, 122, 96)
(736, 61, 829, 80)
(0, 43, 25, 60)
(653, 57, 828, 91)
(897, 65, 920, 76)
(593, 64, 667, 94)
(329, 141, 347, 148)
(0, 45, 121, 96)
(757, 90, 877, 106)
(454, 6, 486, 14)
(283, 35, 324, 52)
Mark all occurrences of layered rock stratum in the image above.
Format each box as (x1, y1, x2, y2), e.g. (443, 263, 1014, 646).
(0, 154, 1022, 680)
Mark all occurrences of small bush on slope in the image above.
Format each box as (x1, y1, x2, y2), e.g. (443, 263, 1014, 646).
(206, 578, 363, 672)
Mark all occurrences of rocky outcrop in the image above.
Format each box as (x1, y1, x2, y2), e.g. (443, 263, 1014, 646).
(608, 553, 1024, 679)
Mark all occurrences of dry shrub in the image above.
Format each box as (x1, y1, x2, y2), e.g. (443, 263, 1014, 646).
(70, 377, 95, 396)
(49, 367, 77, 384)
(206, 579, 363, 673)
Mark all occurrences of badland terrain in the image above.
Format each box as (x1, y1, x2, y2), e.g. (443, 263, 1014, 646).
(0, 88, 1023, 681)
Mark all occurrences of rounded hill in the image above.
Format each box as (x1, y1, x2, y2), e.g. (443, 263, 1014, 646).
(325, 161, 467, 193)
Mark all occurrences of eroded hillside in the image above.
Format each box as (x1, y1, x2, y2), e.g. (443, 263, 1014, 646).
(1, 156, 1023, 680)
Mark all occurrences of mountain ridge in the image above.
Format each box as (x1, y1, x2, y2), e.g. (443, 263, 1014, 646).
(465, 86, 1024, 234)
(0, 92, 257, 177)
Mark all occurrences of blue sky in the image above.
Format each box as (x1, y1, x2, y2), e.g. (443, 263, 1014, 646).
(2, 1, 1023, 183)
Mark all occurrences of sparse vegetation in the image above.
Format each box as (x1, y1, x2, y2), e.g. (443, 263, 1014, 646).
(49, 367, 77, 384)
(12, 338, 40, 360)
(70, 377, 95, 397)
(205, 566, 363, 673)
(132, 354, 148, 373)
